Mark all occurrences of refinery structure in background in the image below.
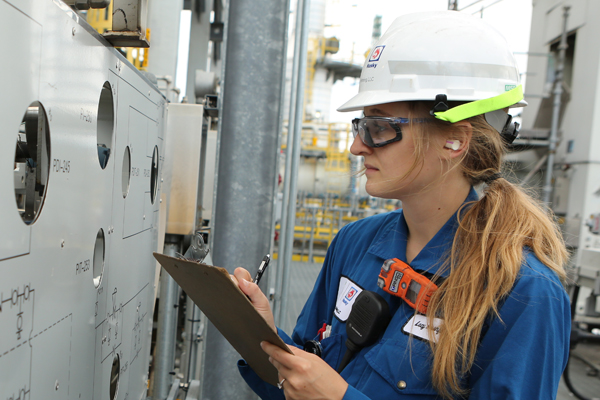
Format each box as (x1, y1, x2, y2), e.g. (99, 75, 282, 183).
(1, 0, 599, 400)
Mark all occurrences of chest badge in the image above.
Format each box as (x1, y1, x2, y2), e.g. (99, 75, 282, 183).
(334, 277, 363, 322)
(402, 314, 443, 343)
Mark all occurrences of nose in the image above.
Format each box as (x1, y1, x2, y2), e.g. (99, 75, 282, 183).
(350, 132, 373, 156)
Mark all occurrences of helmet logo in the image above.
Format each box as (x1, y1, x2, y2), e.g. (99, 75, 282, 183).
(369, 46, 385, 62)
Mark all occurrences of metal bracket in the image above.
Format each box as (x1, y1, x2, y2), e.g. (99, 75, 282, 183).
(62, 0, 110, 10)
(103, 0, 150, 48)
(185, 380, 201, 400)
(210, 22, 224, 43)
(165, 379, 181, 400)
(204, 95, 219, 118)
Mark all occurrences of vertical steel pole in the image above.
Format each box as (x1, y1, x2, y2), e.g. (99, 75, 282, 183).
(308, 207, 316, 262)
(274, 0, 304, 323)
(543, 6, 570, 204)
(153, 240, 181, 400)
(201, 0, 290, 397)
(180, 295, 201, 383)
(278, 0, 311, 324)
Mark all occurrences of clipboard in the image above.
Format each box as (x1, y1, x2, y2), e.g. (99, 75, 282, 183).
(153, 252, 292, 386)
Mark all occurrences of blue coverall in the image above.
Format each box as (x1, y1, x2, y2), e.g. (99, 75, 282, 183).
(239, 189, 571, 399)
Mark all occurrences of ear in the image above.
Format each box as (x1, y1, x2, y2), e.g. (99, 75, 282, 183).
(442, 121, 472, 160)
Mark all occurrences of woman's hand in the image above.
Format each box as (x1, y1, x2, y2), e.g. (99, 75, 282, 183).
(261, 341, 348, 400)
(231, 267, 276, 332)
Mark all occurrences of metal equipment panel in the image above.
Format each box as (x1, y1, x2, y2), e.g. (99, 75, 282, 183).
(123, 106, 153, 238)
(0, 2, 166, 400)
(0, 1, 42, 260)
(4, 0, 41, 19)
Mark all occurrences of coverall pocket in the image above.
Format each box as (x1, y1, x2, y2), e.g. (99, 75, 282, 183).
(321, 333, 345, 371)
(364, 339, 439, 397)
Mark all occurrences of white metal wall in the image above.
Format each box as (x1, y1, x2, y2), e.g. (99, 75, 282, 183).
(0, 1, 166, 399)
(522, 0, 600, 289)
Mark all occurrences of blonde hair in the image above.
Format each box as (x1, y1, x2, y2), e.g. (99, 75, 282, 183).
(405, 104, 568, 398)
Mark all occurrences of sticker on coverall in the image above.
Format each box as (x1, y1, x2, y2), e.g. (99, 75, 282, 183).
(334, 277, 363, 322)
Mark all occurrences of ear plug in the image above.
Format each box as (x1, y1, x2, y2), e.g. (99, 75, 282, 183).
(445, 140, 461, 151)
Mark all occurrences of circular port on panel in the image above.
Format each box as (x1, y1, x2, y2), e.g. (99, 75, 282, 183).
(109, 353, 120, 400)
(122, 146, 131, 198)
(92, 229, 105, 288)
(14, 101, 51, 225)
(150, 145, 159, 204)
(97, 82, 114, 169)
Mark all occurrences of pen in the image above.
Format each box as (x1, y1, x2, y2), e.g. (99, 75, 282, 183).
(254, 254, 271, 285)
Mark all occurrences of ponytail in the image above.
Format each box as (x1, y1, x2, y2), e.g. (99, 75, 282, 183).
(423, 116, 568, 398)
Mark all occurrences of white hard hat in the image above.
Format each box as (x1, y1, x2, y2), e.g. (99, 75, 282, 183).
(338, 11, 526, 124)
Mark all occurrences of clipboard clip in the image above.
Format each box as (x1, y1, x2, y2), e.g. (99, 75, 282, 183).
(176, 231, 210, 262)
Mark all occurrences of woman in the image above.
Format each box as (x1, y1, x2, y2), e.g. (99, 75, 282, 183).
(234, 11, 570, 399)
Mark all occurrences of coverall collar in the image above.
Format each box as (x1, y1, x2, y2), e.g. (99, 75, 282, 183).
(367, 187, 479, 278)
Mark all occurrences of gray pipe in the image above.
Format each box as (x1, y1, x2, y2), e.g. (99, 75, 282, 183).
(275, 0, 306, 324)
(185, 0, 213, 105)
(181, 295, 201, 383)
(543, 6, 570, 204)
(308, 207, 316, 263)
(279, 0, 311, 325)
(201, 0, 290, 397)
(153, 241, 181, 400)
(186, 302, 201, 380)
(522, 154, 548, 186)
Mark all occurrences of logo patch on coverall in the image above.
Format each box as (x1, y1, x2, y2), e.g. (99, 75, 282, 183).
(334, 277, 363, 321)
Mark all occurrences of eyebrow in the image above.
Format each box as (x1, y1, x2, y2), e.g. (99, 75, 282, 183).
(364, 108, 393, 117)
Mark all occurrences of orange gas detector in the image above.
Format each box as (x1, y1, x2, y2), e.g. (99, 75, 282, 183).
(377, 258, 438, 315)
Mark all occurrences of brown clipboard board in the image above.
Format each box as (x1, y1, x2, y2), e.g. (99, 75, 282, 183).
(153, 252, 292, 386)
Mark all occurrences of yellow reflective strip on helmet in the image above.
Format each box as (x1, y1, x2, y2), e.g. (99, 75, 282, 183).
(434, 85, 524, 123)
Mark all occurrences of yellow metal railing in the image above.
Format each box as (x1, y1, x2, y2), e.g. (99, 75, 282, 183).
(325, 123, 351, 172)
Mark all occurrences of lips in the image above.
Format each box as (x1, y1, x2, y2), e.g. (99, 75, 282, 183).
(364, 163, 379, 174)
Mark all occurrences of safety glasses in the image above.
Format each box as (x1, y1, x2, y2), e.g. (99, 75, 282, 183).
(351, 117, 430, 148)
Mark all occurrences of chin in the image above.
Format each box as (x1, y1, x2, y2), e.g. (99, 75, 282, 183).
(365, 184, 399, 200)
(366, 179, 422, 200)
